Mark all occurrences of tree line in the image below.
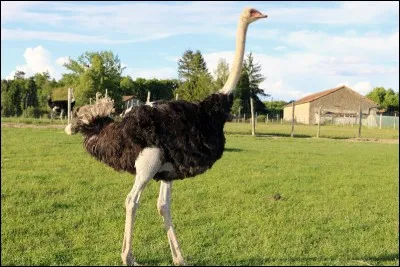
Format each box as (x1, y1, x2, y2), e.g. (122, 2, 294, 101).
(1, 49, 398, 118)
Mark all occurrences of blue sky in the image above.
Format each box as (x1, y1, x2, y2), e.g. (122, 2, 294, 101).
(1, 1, 399, 101)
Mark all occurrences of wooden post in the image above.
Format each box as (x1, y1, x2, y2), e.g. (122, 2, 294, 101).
(358, 105, 362, 138)
(175, 93, 179, 100)
(244, 113, 246, 123)
(266, 114, 268, 124)
(105, 88, 108, 97)
(250, 97, 255, 136)
(394, 112, 397, 130)
(291, 102, 295, 138)
(67, 88, 71, 124)
(379, 113, 382, 129)
(317, 106, 322, 138)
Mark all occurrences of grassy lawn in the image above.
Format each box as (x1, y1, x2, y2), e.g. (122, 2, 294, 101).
(1, 116, 65, 125)
(225, 122, 399, 140)
(2, 116, 398, 139)
(1, 125, 399, 266)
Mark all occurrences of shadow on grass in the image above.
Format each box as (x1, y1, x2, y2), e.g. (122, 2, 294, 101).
(226, 131, 353, 140)
(255, 132, 312, 138)
(185, 252, 399, 266)
(362, 252, 399, 262)
(224, 147, 243, 152)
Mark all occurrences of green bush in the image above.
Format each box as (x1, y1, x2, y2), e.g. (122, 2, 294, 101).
(22, 107, 43, 118)
(257, 114, 266, 122)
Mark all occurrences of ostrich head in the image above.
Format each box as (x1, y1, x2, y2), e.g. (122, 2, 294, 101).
(241, 7, 268, 24)
(219, 7, 267, 96)
(65, 96, 115, 135)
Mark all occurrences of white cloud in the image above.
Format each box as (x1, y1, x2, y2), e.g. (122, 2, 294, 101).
(56, 56, 70, 66)
(5, 45, 67, 80)
(268, 1, 399, 25)
(202, 48, 398, 101)
(337, 81, 373, 96)
(124, 67, 176, 80)
(1, 1, 398, 44)
(283, 30, 399, 61)
(1, 28, 172, 44)
(274, 46, 286, 50)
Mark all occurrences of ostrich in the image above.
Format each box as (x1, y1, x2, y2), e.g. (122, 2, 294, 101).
(47, 95, 75, 120)
(65, 7, 267, 266)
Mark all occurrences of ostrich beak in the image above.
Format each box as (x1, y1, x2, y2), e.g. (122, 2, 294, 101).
(257, 13, 268, 19)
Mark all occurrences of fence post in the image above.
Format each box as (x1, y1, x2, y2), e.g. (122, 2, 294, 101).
(250, 97, 255, 136)
(317, 106, 322, 138)
(358, 105, 362, 138)
(67, 88, 71, 124)
(379, 113, 382, 129)
(291, 102, 295, 138)
(175, 93, 179, 100)
(266, 114, 268, 124)
(394, 112, 397, 130)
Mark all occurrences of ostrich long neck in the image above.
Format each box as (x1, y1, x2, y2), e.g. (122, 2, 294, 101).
(220, 18, 249, 95)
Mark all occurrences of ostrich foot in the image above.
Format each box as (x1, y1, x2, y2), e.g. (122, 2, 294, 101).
(121, 252, 141, 266)
(173, 256, 186, 266)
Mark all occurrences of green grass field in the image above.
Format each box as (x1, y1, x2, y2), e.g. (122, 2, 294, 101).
(1, 124, 399, 266)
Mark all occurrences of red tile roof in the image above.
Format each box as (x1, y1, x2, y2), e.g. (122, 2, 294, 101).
(285, 85, 378, 107)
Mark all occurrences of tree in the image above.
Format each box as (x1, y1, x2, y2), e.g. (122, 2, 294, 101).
(176, 49, 215, 102)
(366, 87, 386, 106)
(383, 89, 399, 113)
(233, 66, 266, 114)
(24, 77, 38, 108)
(177, 50, 209, 82)
(178, 49, 195, 81)
(14, 70, 26, 80)
(231, 98, 243, 116)
(35, 72, 56, 110)
(243, 52, 267, 98)
(213, 58, 230, 89)
(1, 79, 23, 116)
(120, 76, 135, 96)
(63, 50, 125, 106)
(366, 87, 399, 113)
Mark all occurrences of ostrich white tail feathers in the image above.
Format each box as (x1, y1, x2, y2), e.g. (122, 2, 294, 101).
(75, 95, 115, 124)
(65, 95, 115, 135)
(81, 95, 115, 121)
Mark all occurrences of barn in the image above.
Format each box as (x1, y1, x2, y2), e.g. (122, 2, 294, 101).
(283, 85, 379, 125)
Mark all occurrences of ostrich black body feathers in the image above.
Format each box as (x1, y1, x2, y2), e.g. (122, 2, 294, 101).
(76, 93, 233, 181)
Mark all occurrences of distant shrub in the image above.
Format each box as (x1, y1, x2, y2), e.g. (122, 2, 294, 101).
(22, 107, 43, 118)
(257, 115, 266, 122)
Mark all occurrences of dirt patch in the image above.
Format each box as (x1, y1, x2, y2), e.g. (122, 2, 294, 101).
(1, 122, 65, 129)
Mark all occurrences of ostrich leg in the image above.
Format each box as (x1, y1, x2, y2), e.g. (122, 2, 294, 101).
(121, 148, 163, 266)
(157, 181, 186, 266)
